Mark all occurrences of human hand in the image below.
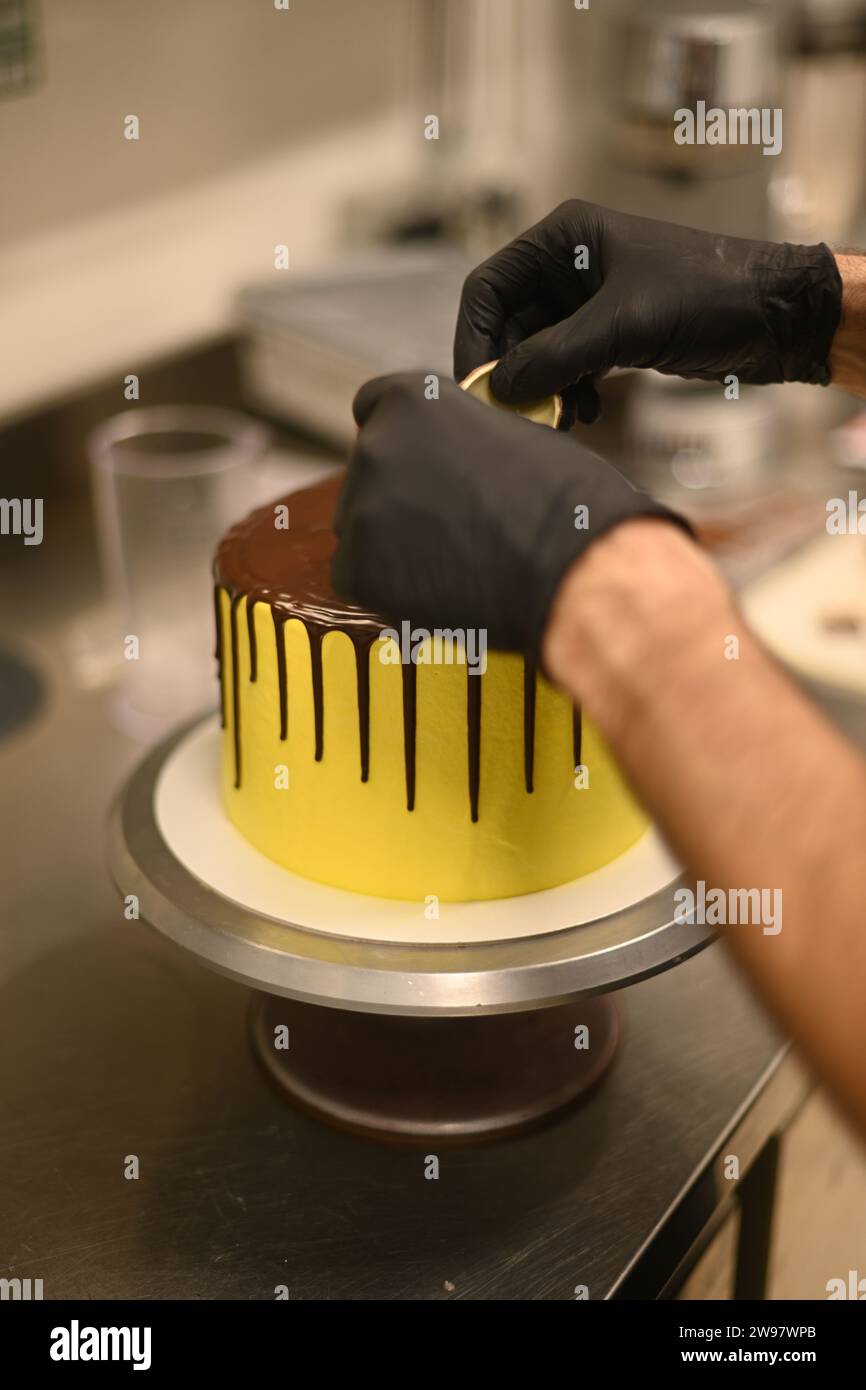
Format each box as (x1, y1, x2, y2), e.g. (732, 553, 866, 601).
(454, 199, 842, 422)
(333, 371, 687, 654)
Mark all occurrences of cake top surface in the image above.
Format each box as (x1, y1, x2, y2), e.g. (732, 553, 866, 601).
(214, 474, 383, 631)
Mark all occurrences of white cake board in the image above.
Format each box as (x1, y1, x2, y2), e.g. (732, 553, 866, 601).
(109, 715, 712, 1016)
(155, 716, 681, 948)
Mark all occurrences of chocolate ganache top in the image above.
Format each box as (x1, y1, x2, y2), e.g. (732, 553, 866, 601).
(214, 474, 383, 633)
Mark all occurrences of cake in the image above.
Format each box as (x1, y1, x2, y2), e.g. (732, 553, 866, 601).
(212, 476, 647, 901)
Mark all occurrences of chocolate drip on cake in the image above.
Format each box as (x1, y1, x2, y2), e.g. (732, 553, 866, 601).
(467, 668, 482, 823)
(272, 609, 288, 741)
(213, 476, 581, 818)
(523, 656, 536, 794)
(401, 662, 417, 811)
(246, 593, 258, 683)
(307, 625, 325, 761)
(215, 478, 382, 787)
(213, 584, 226, 730)
(354, 633, 374, 783)
(229, 591, 243, 790)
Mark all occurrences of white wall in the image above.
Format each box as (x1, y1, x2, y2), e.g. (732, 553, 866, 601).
(0, 0, 410, 248)
(0, 0, 422, 419)
(0, 0, 597, 422)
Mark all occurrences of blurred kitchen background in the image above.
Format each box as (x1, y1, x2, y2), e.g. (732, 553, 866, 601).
(3, 0, 866, 1299)
(5, 0, 866, 713)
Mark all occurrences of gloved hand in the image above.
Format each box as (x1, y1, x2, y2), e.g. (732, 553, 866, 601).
(453, 199, 843, 423)
(332, 372, 688, 654)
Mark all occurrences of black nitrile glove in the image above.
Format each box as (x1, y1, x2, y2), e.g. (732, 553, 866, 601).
(454, 200, 843, 423)
(332, 372, 688, 654)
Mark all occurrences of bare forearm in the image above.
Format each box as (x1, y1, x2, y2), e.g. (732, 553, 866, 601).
(830, 253, 866, 398)
(543, 520, 866, 1132)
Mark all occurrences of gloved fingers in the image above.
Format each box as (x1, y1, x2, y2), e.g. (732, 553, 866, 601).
(352, 369, 458, 427)
(453, 307, 499, 385)
(559, 378, 602, 429)
(498, 301, 562, 357)
(351, 372, 405, 427)
(455, 299, 569, 391)
(490, 291, 618, 403)
(575, 378, 602, 425)
(341, 373, 414, 539)
(333, 430, 367, 540)
(453, 240, 543, 381)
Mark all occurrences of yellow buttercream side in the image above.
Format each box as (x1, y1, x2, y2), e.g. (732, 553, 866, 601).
(218, 594, 647, 901)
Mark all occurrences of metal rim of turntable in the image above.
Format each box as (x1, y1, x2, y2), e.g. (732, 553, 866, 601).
(108, 718, 715, 1020)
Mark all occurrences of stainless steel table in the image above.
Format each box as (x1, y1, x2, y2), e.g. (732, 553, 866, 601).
(0, 352, 811, 1299)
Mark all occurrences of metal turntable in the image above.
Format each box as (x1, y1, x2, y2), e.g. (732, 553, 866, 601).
(108, 715, 713, 1142)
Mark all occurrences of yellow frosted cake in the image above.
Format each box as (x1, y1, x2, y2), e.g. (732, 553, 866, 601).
(213, 476, 646, 901)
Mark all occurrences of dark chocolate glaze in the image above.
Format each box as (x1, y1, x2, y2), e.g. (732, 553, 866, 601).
(308, 626, 325, 761)
(523, 656, 536, 794)
(213, 584, 226, 730)
(272, 609, 288, 741)
(229, 592, 243, 790)
(467, 669, 482, 823)
(213, 476, 579, 816)
(215, 477, 382, 795)
(354, 634, 375, 783)
(401, 662, 417, 811)
(246, 594, 258, 683)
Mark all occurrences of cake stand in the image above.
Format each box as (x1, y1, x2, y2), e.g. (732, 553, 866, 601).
(108, 715, 714, 1141)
